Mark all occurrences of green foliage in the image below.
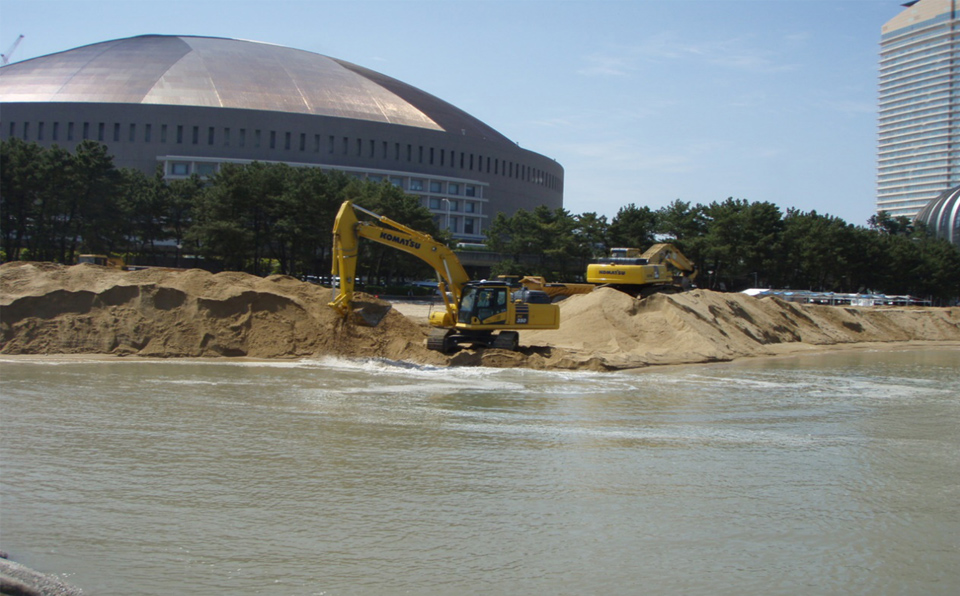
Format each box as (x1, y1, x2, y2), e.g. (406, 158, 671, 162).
(1, 138, 123, 263)
(483, 195, 960, 301)
(485, 206, 597, 279)
(609, 203, 658, 248)
(3, 138, 958, 301)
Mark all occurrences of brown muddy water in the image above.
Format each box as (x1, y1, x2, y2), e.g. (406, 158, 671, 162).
(1, 349, 958, 595)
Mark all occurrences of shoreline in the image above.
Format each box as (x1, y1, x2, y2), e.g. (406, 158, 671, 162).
(2, 339, 958, 372)
(3, 263, 958, 371)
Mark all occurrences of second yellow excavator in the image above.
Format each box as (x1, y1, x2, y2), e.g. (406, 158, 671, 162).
(329, 201, 559, 353)
(586, 243, 697, 297)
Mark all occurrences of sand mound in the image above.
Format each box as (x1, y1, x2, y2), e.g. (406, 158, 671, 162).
(3, 263, 958, 370)
(0, 262, 446, 364)
(524, 288, 960, 368)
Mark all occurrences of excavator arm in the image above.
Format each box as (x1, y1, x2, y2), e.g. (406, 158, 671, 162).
(640, 243, 698, 281)
(330, 200, 470, 325)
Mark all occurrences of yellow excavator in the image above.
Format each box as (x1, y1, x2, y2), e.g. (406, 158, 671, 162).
(586, 243, 697, 297)
(329, 201, 559, 353)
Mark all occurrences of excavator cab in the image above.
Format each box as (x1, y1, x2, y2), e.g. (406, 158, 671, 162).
(457, 283, 509, 325)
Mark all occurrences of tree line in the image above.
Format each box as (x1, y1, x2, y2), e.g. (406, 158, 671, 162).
(0, 138, 444, 283)
(486, 200, 960, 301)
(2, 138, 959, 301)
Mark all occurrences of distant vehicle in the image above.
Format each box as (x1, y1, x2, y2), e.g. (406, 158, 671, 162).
(77, 254, 126, 269)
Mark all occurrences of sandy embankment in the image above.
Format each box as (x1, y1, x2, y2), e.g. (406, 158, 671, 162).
(2, 261, 958, 370)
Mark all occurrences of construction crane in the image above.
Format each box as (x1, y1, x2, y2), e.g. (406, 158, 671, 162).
(2, 34, 24, 65)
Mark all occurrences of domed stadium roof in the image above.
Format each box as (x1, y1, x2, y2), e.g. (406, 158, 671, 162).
(0, 34, 509, 142)
(915, 185, 960, 246)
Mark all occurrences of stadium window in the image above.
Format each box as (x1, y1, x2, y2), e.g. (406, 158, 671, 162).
(300, 133, 306, 151)
(369, 139, 375, 158)
(191, 126, 199, 144)
(464, 218, 475, 235)
(329, 135, 335, 153)
(390, 176, 403, 187)
(144, 124, 151, 142)
(254, 129, 261, 148)
(465, 201, 475, 213)
(68, 122, 75, 141)
(7, 122, 13, 138)
(314, 134, 321, 152)
(429, 180, 442, 193)
(342, 136, 348, 154)
(407, 144, 412, 161)
(469, 154, 474, 170)
(37, 122, 44, 141)
(224, 128, 230, 146)
(382, 141, 388, 159)
(430, 147, 435, 165)
(449, 216, 458, 233)
(52, 122, 59, 141)
(419, 146, 424, 163)
(465, 185, 476, 197)
(239, 128, 246, 147)
(440, 149, 445, 166)
(98, 123, 105, 141)
(395, 142, 400, 160)
(129, 124, 136, 142)
(196, 163, 217, 176)
(410, 178, 424, 191)
(356, 138, 362, 156)
(270, 131, 277, 149)
(82, 122, 90, 140)
(429, 197, 442, 209)
(170, 162, 189, 176)
(460, 152, 465, 169)
(208, 127, 215, 145)
(22, 122, 29, 140)
(284, 132, 291, 150)
(160, 124, 167, 143)
(449, 183, 460, 195)
(175, 126, 183, 143)
(113, 123, 120, 142)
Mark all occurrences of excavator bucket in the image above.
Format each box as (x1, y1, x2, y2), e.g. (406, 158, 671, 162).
(348, 299, 392, 327)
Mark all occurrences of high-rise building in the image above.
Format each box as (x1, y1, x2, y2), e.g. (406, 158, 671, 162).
(877, 0, 960, 219)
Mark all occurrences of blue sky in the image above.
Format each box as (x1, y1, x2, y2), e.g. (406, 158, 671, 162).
(1, 0, 901, 226)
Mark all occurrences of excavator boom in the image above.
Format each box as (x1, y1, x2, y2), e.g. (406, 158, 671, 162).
(330, 201, 470, 326)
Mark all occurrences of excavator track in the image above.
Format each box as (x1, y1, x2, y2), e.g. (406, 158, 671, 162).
(490, 331, 519, 351)
(426, 328, 455, 353)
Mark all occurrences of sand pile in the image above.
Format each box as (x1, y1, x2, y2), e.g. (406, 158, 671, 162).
(2, 262, 958, 370)
(523, 288, 960, 368)
(0, 262, 446, 364)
